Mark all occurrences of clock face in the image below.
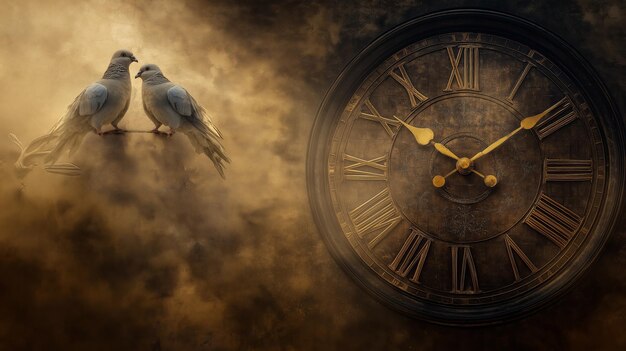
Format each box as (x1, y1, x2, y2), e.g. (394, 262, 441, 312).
(308, 11, 624, 324)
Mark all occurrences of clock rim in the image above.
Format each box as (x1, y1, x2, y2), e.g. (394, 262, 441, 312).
(306, 9, 625, 326)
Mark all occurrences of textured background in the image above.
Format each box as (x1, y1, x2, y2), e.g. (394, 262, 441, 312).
(0, 0, 624, 350)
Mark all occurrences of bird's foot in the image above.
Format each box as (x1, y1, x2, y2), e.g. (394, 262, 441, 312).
(151, 128, 167, 136)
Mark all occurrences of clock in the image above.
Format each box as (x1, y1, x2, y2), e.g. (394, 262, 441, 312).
(307, 10, 625, 325)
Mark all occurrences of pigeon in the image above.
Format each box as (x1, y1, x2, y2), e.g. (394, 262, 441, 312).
(135, 64, 229, 178)
(11, 49, 138, 175)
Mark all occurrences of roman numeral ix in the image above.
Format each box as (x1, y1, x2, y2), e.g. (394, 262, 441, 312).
(343, 154, 387, 181)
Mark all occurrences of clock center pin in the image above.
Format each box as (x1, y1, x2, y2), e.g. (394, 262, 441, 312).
(456, 157, 473, 175)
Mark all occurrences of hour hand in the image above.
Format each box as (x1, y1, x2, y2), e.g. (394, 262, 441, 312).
(395, 117, 460, 161)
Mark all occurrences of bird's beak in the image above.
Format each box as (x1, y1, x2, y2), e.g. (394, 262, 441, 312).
(134, 71, 142, 79)
(131, 57, 138, 63)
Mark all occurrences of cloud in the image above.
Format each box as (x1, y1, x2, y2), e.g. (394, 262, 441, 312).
(0, 0, 624, 350)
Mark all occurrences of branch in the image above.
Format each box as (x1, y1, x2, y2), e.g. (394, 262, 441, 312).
(101, 130, 170, 136)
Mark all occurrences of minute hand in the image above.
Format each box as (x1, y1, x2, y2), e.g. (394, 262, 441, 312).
(469, 105, 557, 162)
(394, 117, 460, 161)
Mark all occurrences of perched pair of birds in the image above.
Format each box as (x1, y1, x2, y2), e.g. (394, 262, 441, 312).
(13, 49, 229, 178)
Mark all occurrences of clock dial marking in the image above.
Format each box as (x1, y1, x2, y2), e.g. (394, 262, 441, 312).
(444, 45, 480, 92)
(389, 227, 432, 283)
(534, 97, 577, 139)
(451, 246, 480, 293)
(545, 159, 593, 182)
(349, 188, 402, 248)
(343, 154, 388, 181)
(389, 63, 428, 108)
(360, 99, 400, 138)
(506, 61, 534, 103)
(525, 193, 582, 248)
(504, 234, 538, 281)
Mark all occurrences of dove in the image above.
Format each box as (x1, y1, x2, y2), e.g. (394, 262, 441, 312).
(135, 64, 230, 178)
(12, 49, 138, 175)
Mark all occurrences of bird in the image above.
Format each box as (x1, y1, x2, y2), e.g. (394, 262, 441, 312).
(11, 49, 138, 175)
(135, 64, 229, 178)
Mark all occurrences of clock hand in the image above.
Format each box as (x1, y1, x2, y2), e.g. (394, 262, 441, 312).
(394, 117, 460, 161)
(470, 104, 559, 162)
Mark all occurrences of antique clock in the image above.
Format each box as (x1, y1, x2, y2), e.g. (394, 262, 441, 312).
(307, 10, 624, 325)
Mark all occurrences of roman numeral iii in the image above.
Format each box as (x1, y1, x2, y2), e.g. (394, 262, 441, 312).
(349, 188, 402, 248)
(544, 159, 593, 182)
(444, 45, 480, 91)
(389, 227, 432, 283)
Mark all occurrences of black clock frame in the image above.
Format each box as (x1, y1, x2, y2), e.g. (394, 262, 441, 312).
(306, 9, 625, 325)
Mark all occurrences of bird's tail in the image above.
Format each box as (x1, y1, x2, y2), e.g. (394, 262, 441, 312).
(182, 117, 230, 178)
(9, 128, 84, 177)
(9, 92, 90, 177)
(43, 129, 88, 164)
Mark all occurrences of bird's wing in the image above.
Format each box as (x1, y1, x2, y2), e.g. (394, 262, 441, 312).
(167, 85, 229, 177)
(79, 83, 108, 116)
(168, 85, 222, 139)
(184, 93, 221, 138)
(167, 85, 193, 117)
(168, 84, 224, 137)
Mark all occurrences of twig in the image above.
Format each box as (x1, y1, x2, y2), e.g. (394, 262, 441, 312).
(101, 130, 169, 136)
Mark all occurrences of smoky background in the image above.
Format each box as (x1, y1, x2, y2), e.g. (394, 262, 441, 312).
(0, 0, 624, 350)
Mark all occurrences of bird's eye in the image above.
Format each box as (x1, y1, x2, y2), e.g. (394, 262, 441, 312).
(146, 67, 150, 71)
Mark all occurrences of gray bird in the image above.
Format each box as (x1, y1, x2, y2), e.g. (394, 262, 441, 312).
(12, 49, 138, 175)
(135, 64, 229, 178)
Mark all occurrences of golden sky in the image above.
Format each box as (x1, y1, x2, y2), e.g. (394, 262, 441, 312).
(0, 0, 624, 350)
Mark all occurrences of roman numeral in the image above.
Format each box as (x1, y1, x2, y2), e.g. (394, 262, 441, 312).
(506, 61, 534, 103)
(545, 159, 593, 182)
(343, 154, 387, 181)
(525, 193, 582, 248)
(389, 227, 432, 283)
(359, 99, 400, 138)
(534, 97, 577, 139)
(444, 45, 480, 91)
(389, 63, 428, 108)
(504, 234, 538, 282)
(451, 246, 479, 293)
(349, 188, 402, 248)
